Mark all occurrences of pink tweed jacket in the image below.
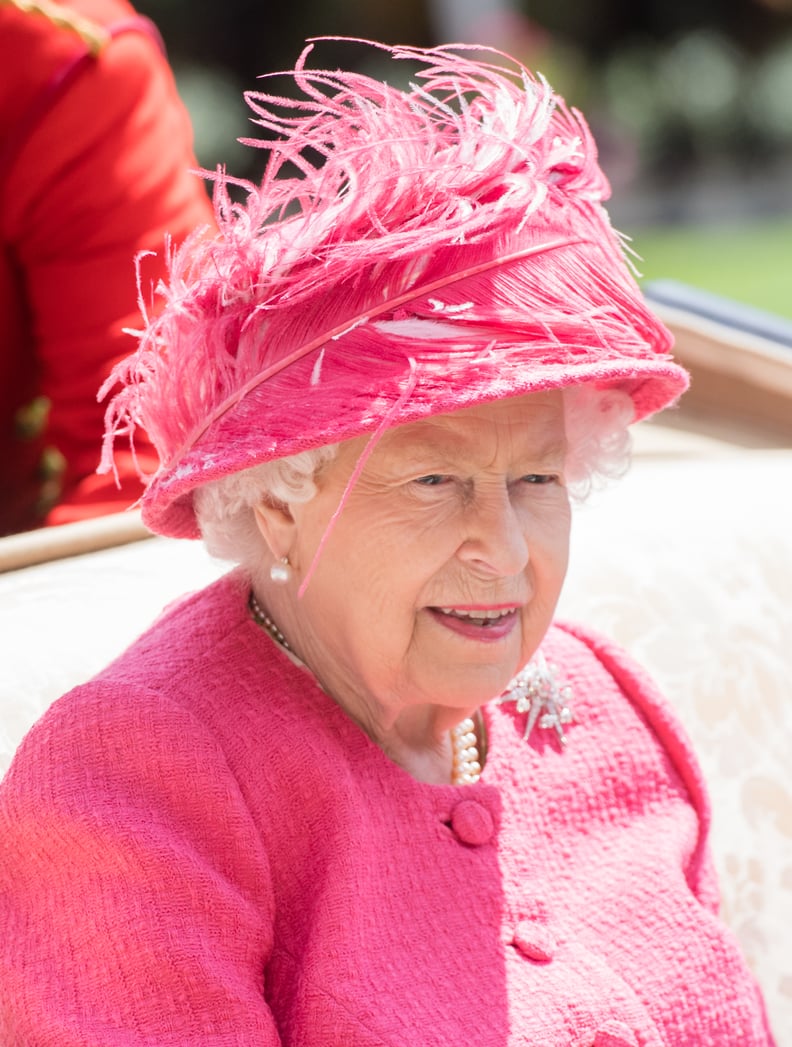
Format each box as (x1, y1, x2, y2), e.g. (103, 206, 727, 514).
(0, 571, 775, 1045)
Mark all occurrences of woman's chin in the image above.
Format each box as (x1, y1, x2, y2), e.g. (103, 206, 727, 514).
(418, 660, 521, 711)
(418, 610, 527, 688)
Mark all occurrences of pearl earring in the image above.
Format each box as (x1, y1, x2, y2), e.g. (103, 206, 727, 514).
(270, 557, 292, 585)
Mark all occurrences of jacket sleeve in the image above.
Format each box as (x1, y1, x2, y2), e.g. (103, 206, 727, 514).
(5, 20, 215, 525)
(0, 683, 282, 1045)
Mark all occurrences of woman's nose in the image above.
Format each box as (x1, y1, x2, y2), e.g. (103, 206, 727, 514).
(456, 487, 530, 578)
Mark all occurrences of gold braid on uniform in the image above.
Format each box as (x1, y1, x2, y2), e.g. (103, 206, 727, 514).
(2, 0, 109, 56)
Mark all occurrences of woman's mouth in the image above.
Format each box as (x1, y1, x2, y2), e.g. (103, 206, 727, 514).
(428, 606, 519, 641)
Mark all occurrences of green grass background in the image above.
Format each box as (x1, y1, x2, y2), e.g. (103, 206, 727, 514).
(628, 217, 792, 320)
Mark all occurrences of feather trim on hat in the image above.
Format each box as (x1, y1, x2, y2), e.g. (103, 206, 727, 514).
(98, 38, 685, 539)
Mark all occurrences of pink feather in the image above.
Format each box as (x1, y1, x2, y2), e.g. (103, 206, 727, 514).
(98, 37, 679, 538)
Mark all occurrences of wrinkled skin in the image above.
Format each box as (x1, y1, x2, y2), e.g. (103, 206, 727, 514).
(254, 391, 571, 782)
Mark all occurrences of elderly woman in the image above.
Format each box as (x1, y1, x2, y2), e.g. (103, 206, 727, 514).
(0, 39, 775, 1046)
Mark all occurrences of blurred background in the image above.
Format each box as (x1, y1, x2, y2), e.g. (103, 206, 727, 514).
(136, 0, 792, 320)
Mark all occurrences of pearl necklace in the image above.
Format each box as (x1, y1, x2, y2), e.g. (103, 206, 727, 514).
(248, 591, 482, 785)
(450, 716, 482, 785)
(249, 592, 291, 650)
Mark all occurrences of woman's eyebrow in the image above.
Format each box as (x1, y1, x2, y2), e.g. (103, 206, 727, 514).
(385, 429, 567, 467)
(529, 436, 567, 463)
(384, 428, 475, 463)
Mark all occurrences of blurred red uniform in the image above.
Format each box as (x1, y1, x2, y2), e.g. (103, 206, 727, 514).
(0, 0, 214, 534)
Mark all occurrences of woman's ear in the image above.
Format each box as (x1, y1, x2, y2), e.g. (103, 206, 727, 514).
(252, 500, 297, 563)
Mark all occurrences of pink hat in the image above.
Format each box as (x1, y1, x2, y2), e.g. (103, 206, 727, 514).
(100, 38, 688, 539)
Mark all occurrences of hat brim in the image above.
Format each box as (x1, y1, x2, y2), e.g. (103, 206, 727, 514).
(140, 350, 688, 539)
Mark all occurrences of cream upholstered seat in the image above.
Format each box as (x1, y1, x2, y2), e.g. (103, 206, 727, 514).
(1, 447, 791, 1042)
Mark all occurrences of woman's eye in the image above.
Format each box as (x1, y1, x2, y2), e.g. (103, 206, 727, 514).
(414, 474, 448, 486)
(521, 474, 557, 485)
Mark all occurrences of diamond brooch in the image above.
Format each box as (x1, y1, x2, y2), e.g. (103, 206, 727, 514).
(496, 652, 574, 747)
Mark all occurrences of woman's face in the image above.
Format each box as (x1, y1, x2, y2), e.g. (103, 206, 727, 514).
(273, 391, 571, 722)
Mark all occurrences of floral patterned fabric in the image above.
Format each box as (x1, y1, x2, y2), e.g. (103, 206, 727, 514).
(1, 448, 790, 1041)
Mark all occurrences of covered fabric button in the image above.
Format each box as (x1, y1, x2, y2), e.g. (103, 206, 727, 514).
(592, 1020, 639, 1047)
(512, 919, 556, 962)
(449, 799, 494, 845)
